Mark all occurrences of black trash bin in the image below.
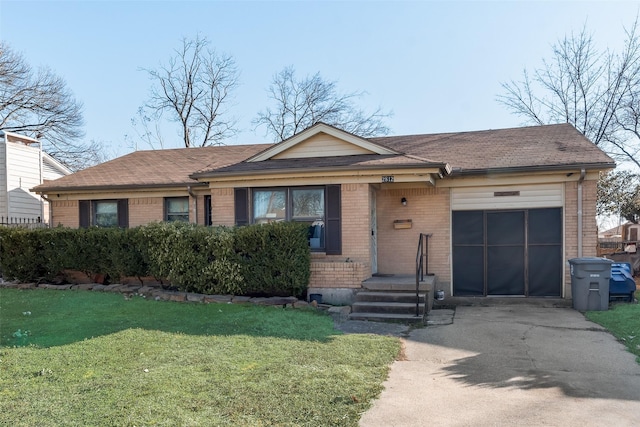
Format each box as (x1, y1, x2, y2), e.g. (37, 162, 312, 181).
(568, 257, 612, 311)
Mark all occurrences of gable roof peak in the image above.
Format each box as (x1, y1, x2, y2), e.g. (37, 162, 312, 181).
(247, 122, 399, 162)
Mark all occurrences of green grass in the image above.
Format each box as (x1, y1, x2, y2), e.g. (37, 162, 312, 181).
(0, 288, 401, 426)
(586, 303, 640, 362)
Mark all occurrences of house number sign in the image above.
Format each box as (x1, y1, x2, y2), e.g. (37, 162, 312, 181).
(382, 176, 394, 183)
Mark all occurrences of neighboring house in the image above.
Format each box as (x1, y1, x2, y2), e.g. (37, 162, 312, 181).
(599, 224, 625, 239)
(0, 130, 71, 224)
(32, 123, 615, 302)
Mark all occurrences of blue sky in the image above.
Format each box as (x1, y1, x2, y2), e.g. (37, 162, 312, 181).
(1, 1, 639, 158)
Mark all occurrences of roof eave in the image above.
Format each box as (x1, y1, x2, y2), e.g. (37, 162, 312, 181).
(32, 181, 208, 194)
(192, 162, 452, 180)
(449, 162, 616, 176)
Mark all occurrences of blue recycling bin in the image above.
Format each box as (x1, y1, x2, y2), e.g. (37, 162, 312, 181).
(609, 263, 636, 302)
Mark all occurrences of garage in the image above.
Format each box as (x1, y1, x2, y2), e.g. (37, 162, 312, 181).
(451, 185, 563, 297)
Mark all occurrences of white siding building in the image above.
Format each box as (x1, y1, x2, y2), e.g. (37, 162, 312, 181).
(0, 131, 71, 224)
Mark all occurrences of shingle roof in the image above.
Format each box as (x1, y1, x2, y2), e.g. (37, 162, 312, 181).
(193, 123, 614, 178)
(33, 123, 614, 192)
(369, 123, 614, 173)
(190, 153, 447, 177)
(34, 144, 271, 192)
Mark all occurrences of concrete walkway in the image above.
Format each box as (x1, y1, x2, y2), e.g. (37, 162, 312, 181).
(357, 305, 640, 427)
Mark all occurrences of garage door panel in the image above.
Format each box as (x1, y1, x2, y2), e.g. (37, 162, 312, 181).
(487, 246, 525, 295)
(452, 211, 484, 245)
(528, 245, 562, 296)
(528, 208, 562, 244)
(452, 207, 562, 297)
(487, 211, 524, 245)
(453, 246, 484, 296)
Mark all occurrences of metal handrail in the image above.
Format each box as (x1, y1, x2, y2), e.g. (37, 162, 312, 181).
(415, 233, 432, 317)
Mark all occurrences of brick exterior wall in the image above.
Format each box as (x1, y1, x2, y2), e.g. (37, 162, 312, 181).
(376, 186, 451, 284)
(48, 177, 597, 298)
(564, 179, 599, 297)
(129, 197, 163, 227)
(304, 183, 373, 288)
(211, 188, 235, 226)
(52, 194, 208, 228)
(340, 183, 371, 264)
(51, 200, 78, 228)
(309, 261, 369, 288)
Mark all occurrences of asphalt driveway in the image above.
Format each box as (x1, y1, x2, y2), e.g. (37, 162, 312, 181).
(357, 305, 640, 426)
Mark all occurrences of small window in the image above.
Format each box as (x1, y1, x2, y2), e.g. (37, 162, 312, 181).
(204, 195, 212, 226)
(94, 201, 119, 227)
(80, 199, 128, 228)
(165, 197, 189, 222)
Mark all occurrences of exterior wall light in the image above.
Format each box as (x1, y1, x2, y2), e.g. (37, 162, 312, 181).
(401, 197, 407, 206)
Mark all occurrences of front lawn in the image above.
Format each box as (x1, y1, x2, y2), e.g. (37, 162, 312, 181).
(586, 303, 640, 362)
(0, 288, 401, 426)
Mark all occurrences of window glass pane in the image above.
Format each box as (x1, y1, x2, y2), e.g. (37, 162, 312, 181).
(292, 189, 324, 218)
(305, 220, 325, 249)
(95, 201, 118, 227)
(166, 197, 189, 222)
(253, 190, 286, 223)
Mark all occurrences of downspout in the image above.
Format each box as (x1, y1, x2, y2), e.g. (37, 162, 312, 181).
(577, 168, 586, 258)
(187, 186, 198, 224)
(40, 194, 53, 225)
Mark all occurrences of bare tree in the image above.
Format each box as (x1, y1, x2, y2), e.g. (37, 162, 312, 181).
(498, 19, 640, 169)
(0, 41, 98, 170)
(138, 35, 239, 148)
(254, 66, 392, 141)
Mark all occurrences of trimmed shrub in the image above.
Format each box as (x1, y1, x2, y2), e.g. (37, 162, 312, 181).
(0, 222, 311, 297)
(141, 222, 244, 295)
(235, 222, 310, 297)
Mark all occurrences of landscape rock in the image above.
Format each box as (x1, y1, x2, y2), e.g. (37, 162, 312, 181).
(168, 292, 187, 302)
(204, 295, 232, 303)
(186, 293, 205, 302)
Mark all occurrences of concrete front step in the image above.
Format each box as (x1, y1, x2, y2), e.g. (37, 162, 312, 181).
(355, 291, 427, 304)
(362, 274, 436, 292)
(351, 301, 426, 315)
(349, 312, 425, 323)
(352, 274, 437, 322)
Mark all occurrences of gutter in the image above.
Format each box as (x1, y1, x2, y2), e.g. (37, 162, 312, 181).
(40, 193, 53, 225)
(187, 185, 197, 224)
(32, 181, 208, 195)
(449, 162, 616, 176)
(577, 168, 586, 258)
(190, 162, 452, 180)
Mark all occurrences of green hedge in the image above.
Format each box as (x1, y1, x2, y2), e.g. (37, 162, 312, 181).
(235, 222, 311, 297)
(0, 222, 310, 297)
